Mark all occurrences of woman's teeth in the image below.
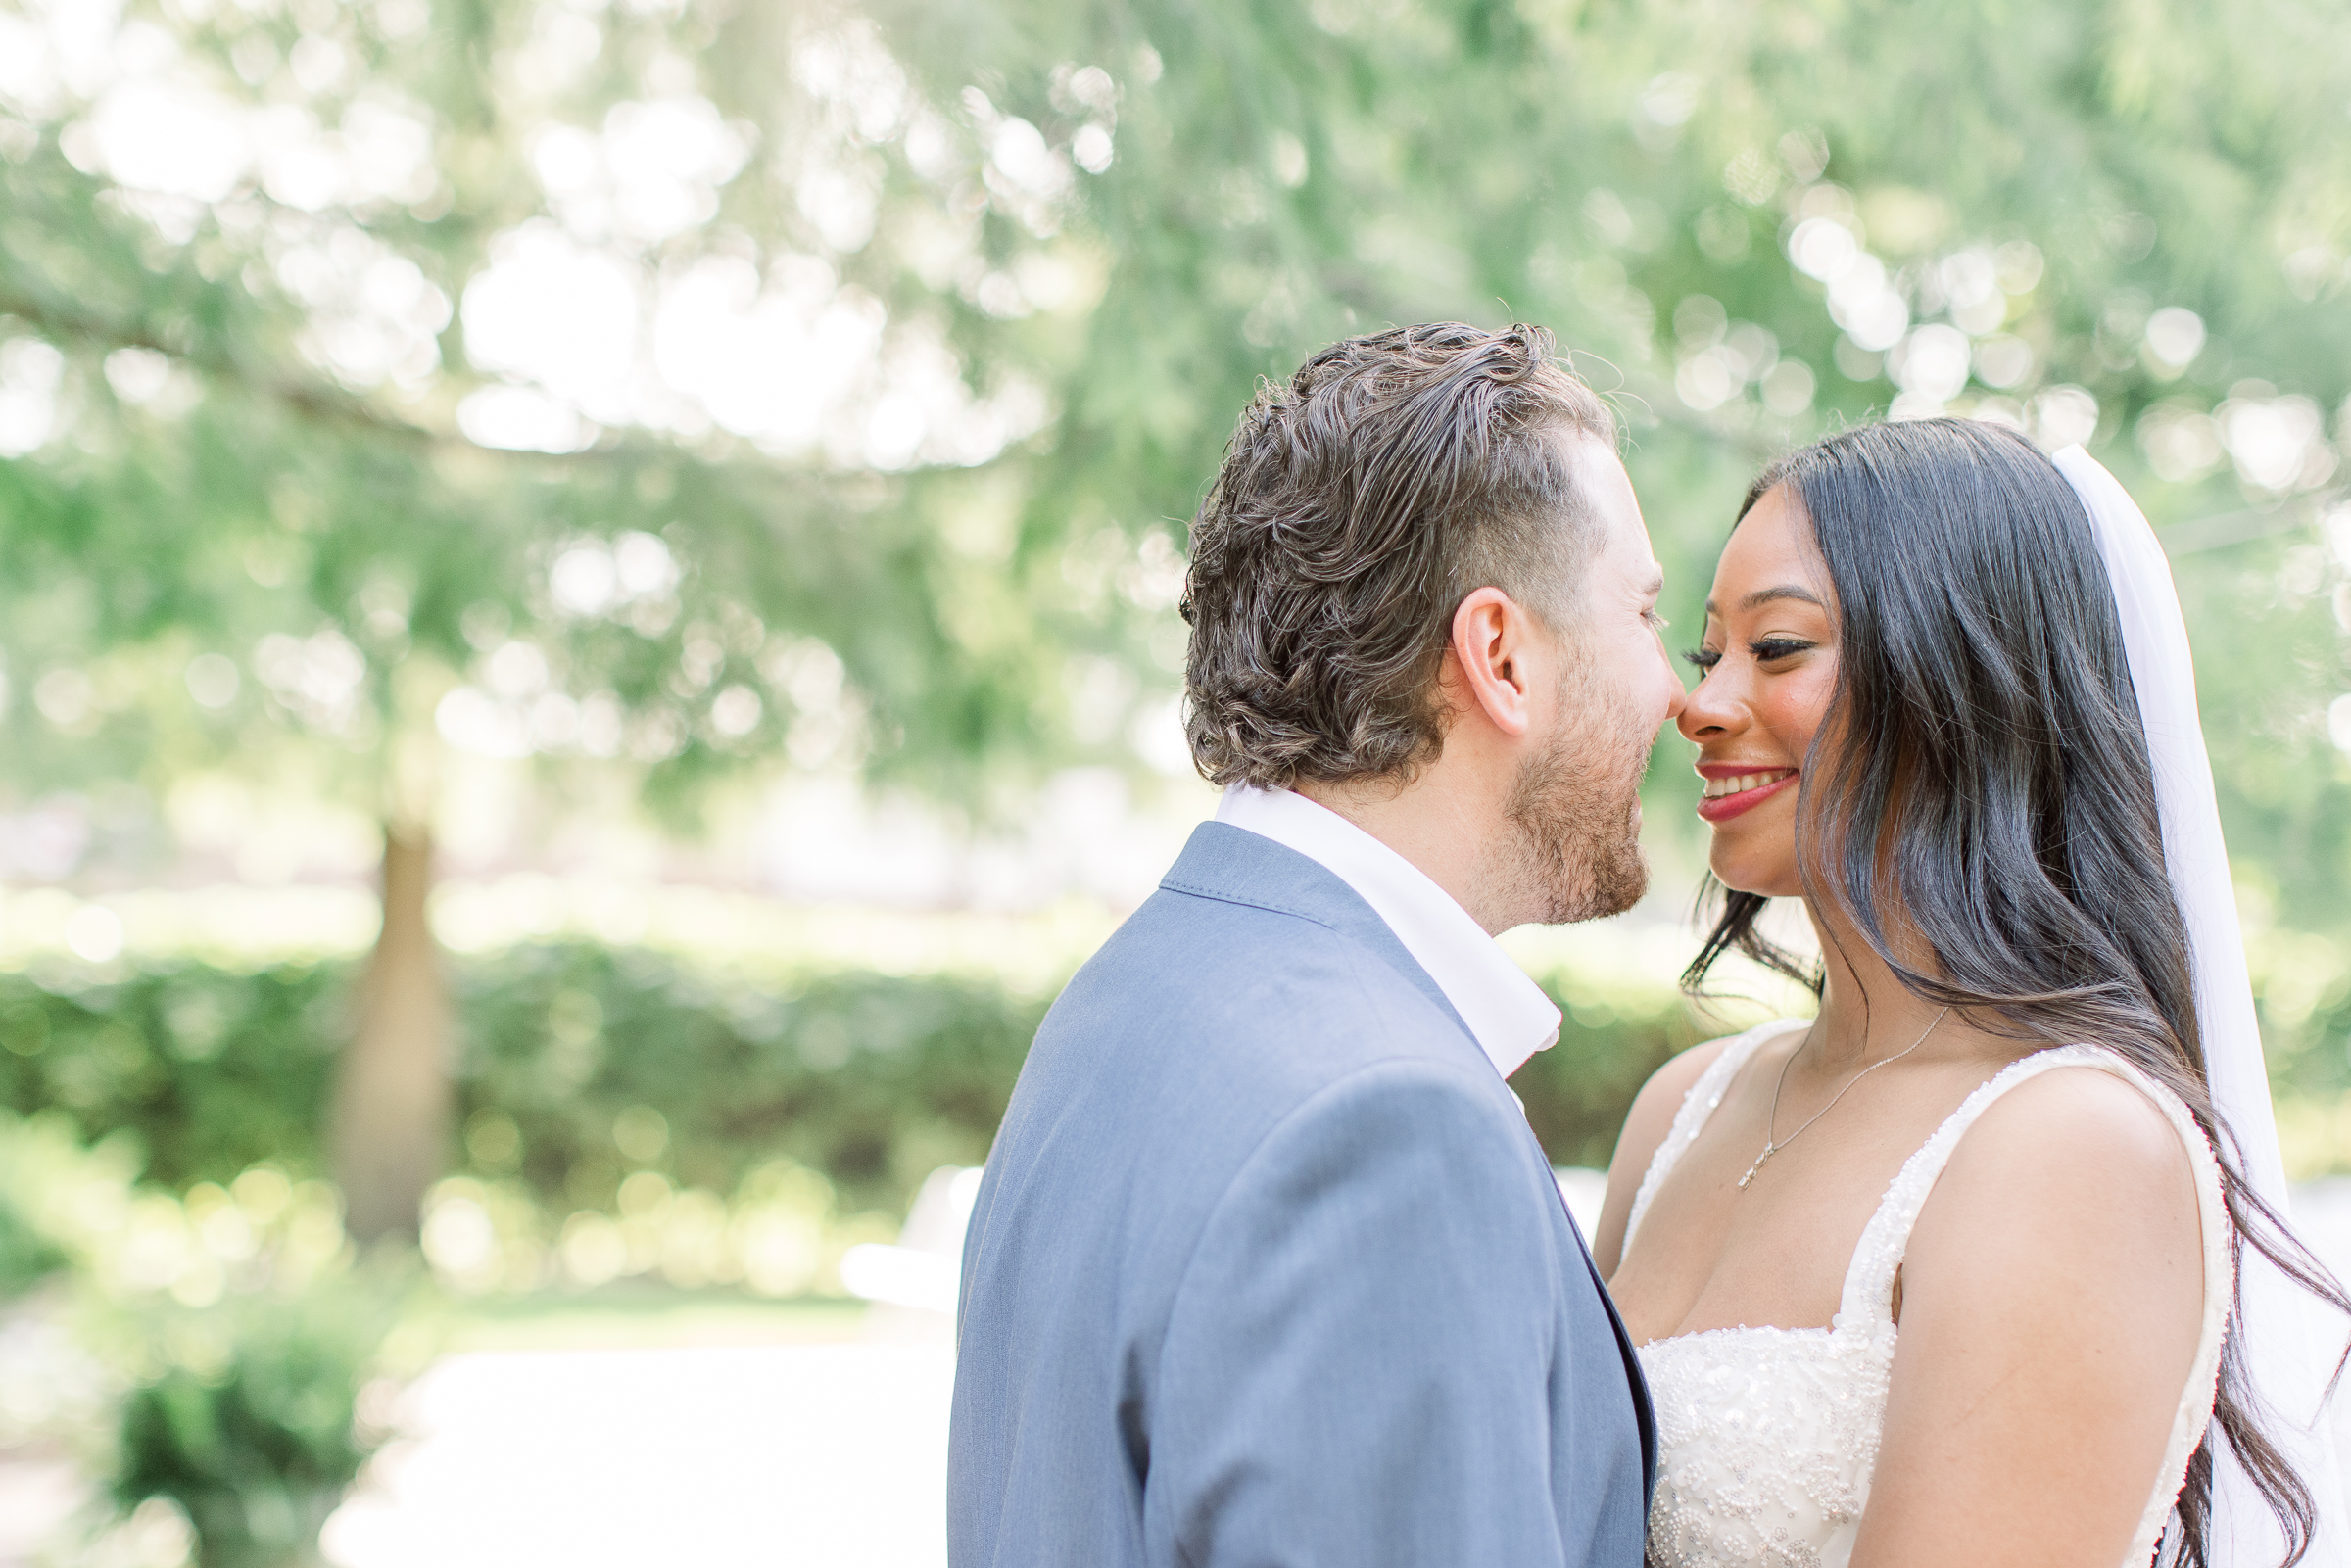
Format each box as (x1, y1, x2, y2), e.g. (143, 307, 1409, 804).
(1703, 770, 1794, 800)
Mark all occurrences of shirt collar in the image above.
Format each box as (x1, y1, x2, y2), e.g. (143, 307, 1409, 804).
(1214, 784, 1562, 1078)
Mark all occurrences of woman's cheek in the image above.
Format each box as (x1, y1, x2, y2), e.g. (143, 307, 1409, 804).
(1752, 690, 1823, 764)
(1783, 666, 1839, 754)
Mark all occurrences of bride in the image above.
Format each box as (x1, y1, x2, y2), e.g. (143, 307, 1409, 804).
(1591, 418, 2348, 1567)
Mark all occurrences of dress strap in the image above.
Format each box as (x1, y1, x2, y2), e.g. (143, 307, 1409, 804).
(1623, 1019, 1809, 1254)
(1835, 1047, 2087, 1332)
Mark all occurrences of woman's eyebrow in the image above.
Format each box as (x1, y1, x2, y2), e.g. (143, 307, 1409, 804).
(1702, 585, 1826, 615)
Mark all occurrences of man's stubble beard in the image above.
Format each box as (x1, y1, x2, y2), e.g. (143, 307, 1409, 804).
(1502, 677, 1655, 927)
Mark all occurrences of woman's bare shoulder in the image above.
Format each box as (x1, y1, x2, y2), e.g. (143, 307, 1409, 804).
(1630, 1035, 1735, 1128)
(1941, 1060, 2201, 1216)
(1906, 1058, 2204, 1306)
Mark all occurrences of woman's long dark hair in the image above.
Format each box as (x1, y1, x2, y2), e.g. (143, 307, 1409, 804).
(1684, 417, 2348, 1566)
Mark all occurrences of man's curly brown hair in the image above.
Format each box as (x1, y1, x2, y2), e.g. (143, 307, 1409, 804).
(1181, 322, 1616, 790)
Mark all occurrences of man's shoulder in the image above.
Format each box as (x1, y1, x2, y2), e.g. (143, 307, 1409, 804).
(998, 879, 1505, 1183)
(1062, 878, 1456, 1049)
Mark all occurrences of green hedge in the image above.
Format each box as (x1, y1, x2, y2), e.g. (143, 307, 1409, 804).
(453, 946, 1048, 1214)
(1514, 999, 1702, 1171)
(0, 964, 344, 1191)
(0, 941, 1704, 1216)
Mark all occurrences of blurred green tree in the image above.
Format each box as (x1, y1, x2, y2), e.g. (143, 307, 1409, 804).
(860, 0, 2351, 1008)
(3, 0, 2351, 1232)
(0, 0, 1124, 1237)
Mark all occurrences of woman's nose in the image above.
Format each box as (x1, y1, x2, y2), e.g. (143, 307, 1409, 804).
(1676, 673, 1742, 742)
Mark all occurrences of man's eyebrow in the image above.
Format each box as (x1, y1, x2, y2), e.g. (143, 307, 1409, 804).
(1701, 585, 1826, 616)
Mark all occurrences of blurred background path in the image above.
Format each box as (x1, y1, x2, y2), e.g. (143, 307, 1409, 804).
(326, 1342, 957, 1568)
(305, 1174, 2351, 1568)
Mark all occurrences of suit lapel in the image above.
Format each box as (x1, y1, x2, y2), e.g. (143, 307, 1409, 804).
(1168, 821, 1659, 1495)
(1584, 1243, 1658, 1497)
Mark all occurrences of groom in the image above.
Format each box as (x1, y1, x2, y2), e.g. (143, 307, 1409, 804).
(950, 323, 1686, 1566)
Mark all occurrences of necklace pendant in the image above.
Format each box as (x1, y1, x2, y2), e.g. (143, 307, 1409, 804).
(1738, 1143, 1775, 1190)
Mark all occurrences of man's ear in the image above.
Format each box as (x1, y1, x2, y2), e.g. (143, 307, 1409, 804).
(1447, 587, 1538, 739)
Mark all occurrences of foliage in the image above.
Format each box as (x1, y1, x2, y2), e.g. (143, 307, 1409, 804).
(0, 0, 2349, 1183)
(0, 963, 345, 1190)
(860, 0, 2351, 895)
(452, 943, 1049, 1213)
(0, 0, 1118, 826)
(0, 943, 1700, 1212)
(7, 932, 2351, 1208)
(109, 1277, 400, 1568)
(0, 1106, 401, 1568)
(0, 1184, 67, 1299)
(416, 1156, 894, 1298)
(1514, 972, 1712, 1172)
(0, 946, 1053, 1212)
(0, 1109, 134, 1292)
(5, 0, 2330, 829)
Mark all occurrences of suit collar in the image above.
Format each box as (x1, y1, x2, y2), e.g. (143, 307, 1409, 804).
(1160, 822, 1475, 1046)
(1210, 787, 1562, 1077)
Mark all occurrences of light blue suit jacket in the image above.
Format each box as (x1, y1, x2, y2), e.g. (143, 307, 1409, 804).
(949, 823, 1655, 1567)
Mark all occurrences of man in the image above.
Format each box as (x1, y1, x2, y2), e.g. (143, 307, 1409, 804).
(950, 323, 1687, 1567)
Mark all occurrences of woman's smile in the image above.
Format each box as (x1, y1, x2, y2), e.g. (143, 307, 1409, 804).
(1694, 763, 1799, 822)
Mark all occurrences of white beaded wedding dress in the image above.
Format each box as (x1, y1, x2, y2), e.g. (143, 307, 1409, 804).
(1623, 1019, 2232, 1568)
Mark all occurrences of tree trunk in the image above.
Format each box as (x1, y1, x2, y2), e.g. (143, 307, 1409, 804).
(333, 827, 450, 1244)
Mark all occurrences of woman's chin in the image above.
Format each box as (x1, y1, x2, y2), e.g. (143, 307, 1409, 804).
(1706, 850, 1801, 901)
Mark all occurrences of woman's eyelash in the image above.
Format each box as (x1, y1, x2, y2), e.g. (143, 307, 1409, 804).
(1684, 639, 1814, 673)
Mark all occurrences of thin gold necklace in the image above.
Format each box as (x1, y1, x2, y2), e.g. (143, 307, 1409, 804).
(1738, 1007, 1951, 1190)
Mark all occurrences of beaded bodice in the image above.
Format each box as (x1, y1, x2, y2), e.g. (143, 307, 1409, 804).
(1622, 1023, 2231, 1568)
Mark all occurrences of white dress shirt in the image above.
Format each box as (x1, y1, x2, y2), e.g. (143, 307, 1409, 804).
(1215, 784, 1562, 1078)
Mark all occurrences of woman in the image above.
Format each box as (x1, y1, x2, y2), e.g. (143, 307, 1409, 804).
(1591, 419, 2347, 1567)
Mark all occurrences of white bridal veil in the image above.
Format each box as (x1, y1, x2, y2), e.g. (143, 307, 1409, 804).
(2053, 446, 2349, 1566)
